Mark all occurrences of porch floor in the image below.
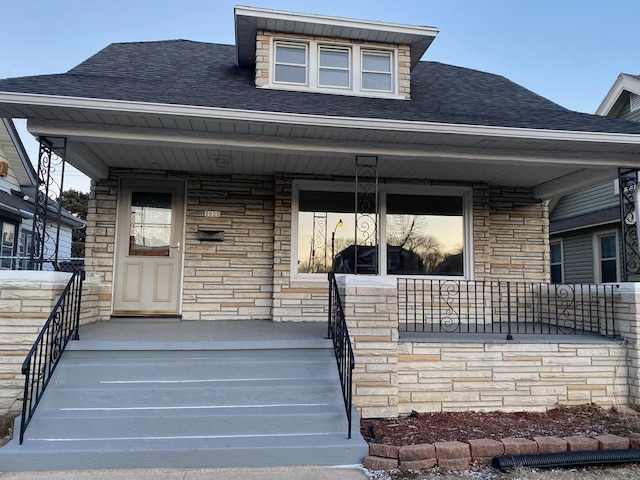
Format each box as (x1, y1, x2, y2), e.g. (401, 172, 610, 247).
(399, 322, 620, 343)
(71, 318, 329, 350)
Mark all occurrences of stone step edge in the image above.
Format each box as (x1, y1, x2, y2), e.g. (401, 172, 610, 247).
(363, 433, 638, 471)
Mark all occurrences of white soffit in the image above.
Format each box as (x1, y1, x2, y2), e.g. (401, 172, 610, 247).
(234, 5, 439, 69)
(596, 73, 640, 116)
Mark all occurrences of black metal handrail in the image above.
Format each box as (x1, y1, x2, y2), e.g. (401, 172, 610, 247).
(20, 270, 84, 444)
(327, 272, 355, 439)
(398, 279, 618, 339)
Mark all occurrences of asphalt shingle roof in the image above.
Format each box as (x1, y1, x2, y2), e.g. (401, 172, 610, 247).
(2, 40, 640, 134)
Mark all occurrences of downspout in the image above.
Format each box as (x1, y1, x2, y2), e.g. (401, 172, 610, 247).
(493, 449, 640, 471)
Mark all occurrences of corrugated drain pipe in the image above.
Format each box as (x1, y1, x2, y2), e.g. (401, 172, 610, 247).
(493, 449, 640, 471)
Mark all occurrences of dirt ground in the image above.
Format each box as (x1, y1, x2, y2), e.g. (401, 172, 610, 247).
(361, 404, 640, 446)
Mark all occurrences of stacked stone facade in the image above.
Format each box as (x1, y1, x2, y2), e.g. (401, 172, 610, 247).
(85, 173, 549, 322)
(255, 30, 412, 99)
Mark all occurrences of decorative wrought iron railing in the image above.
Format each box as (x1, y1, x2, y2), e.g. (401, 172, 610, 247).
(398, 279, 618, 339)
(20, 270, 84, 444)
(327, 272, 355, 439)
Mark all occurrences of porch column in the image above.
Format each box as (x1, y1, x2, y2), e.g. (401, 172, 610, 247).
(614, 283, 640, 407)
(338, 275, 398, 418)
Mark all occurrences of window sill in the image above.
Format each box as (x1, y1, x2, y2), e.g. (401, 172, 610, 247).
(259, 83, 406, 100)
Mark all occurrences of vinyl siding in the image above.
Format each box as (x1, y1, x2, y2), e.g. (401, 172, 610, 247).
(550, 182, 618, 221)
(617, 96, 640, 122)
(560, 232, 594, 284)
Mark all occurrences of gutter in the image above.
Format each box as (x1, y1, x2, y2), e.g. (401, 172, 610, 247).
(2, 92, 640, 145)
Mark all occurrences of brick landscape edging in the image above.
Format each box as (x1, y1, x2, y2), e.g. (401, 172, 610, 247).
(363, 433, 635, 471)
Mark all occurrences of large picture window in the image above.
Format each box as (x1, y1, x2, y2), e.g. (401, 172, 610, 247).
(294, 183, 469, 277)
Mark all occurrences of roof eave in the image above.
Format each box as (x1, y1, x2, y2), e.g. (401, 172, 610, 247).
(3, 91, 640, 147)
(234, 5, 438, 70)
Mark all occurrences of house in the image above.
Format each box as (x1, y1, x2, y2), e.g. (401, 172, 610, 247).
(3, 5, 640, 470)
(0, 118, 84, 270)
(549, 74, 640, 284)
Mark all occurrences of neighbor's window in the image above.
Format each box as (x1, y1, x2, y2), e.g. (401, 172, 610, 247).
(295, 184, 468, 276)
(0, 220, 17, 269)
(361, 50, 393, 92)
(274, 42, 308, 85)
(596, 233, 618, 283)
(318, 46, 350, 88)
(550, 241, 563, 283)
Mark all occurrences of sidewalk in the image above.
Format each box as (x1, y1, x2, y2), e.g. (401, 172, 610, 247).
(0, 465, 370, 480)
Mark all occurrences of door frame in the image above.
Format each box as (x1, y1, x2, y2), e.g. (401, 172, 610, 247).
(111, 176, 187, 316)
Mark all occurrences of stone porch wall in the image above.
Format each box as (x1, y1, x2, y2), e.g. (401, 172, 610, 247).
(0, 272, 101, 416)
(397, 341, 628, 413)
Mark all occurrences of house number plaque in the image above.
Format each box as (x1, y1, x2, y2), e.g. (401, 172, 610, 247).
(204, 210, 221, 218)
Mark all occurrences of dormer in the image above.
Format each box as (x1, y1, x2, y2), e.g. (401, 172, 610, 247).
(234, 6, 438, 100)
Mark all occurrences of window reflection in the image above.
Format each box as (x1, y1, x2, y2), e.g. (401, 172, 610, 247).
(129, 192, 172, 256)
(386, 194, 463, 275)
(296, 189, 465, 276)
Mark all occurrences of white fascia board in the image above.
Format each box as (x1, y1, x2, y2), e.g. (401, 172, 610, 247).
(596, 73, 640, 116)
(234, 5, 439, 39)
(3, 91, 640, 146)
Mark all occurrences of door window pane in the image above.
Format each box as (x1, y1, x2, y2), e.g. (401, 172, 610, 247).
(129, 192, 172, 256)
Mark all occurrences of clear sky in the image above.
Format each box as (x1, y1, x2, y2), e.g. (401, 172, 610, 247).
(2, 0, 639, 191)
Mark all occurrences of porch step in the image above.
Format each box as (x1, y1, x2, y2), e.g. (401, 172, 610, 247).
(0, 346, 368, 470)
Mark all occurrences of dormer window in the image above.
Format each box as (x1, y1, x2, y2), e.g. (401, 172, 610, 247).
(270, 38, 399, 98)
(274, 43, 307, 85)
(362, 50, 392, 92)
(318, 47, 350, 89)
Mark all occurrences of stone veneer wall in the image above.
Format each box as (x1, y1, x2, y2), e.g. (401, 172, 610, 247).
(255, 30, 412, 99)
(473, 185, 549, 282)
(85, 174, 549, 321)
(272, 176, 329, 322)
(183, 176, 275, 320)
(397, 341, 628, 413)
(0, 272, 101, 416)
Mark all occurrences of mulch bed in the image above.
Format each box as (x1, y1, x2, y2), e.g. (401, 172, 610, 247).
(361, 405, 640, 446)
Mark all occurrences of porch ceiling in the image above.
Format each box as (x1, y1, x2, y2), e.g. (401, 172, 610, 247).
(3, 101, 640, 198)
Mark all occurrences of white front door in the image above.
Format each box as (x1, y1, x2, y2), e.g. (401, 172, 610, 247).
(113, 179, 185, 316)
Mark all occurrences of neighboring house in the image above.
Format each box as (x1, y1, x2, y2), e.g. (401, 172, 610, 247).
(0, 118, 84, 270)
(549, 74, 640, 284)
(0, 6, 638, 318)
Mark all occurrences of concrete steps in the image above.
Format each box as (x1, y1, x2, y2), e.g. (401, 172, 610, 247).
(0, 344, 367, 470)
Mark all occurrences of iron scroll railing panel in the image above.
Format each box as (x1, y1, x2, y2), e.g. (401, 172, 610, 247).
(20, 270, 84, 444)
(327, 272, 355, 439)
(398, 279, 617, 339)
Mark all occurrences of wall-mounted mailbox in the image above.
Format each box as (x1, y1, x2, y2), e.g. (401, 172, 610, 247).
(198, 230, 224, 242)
